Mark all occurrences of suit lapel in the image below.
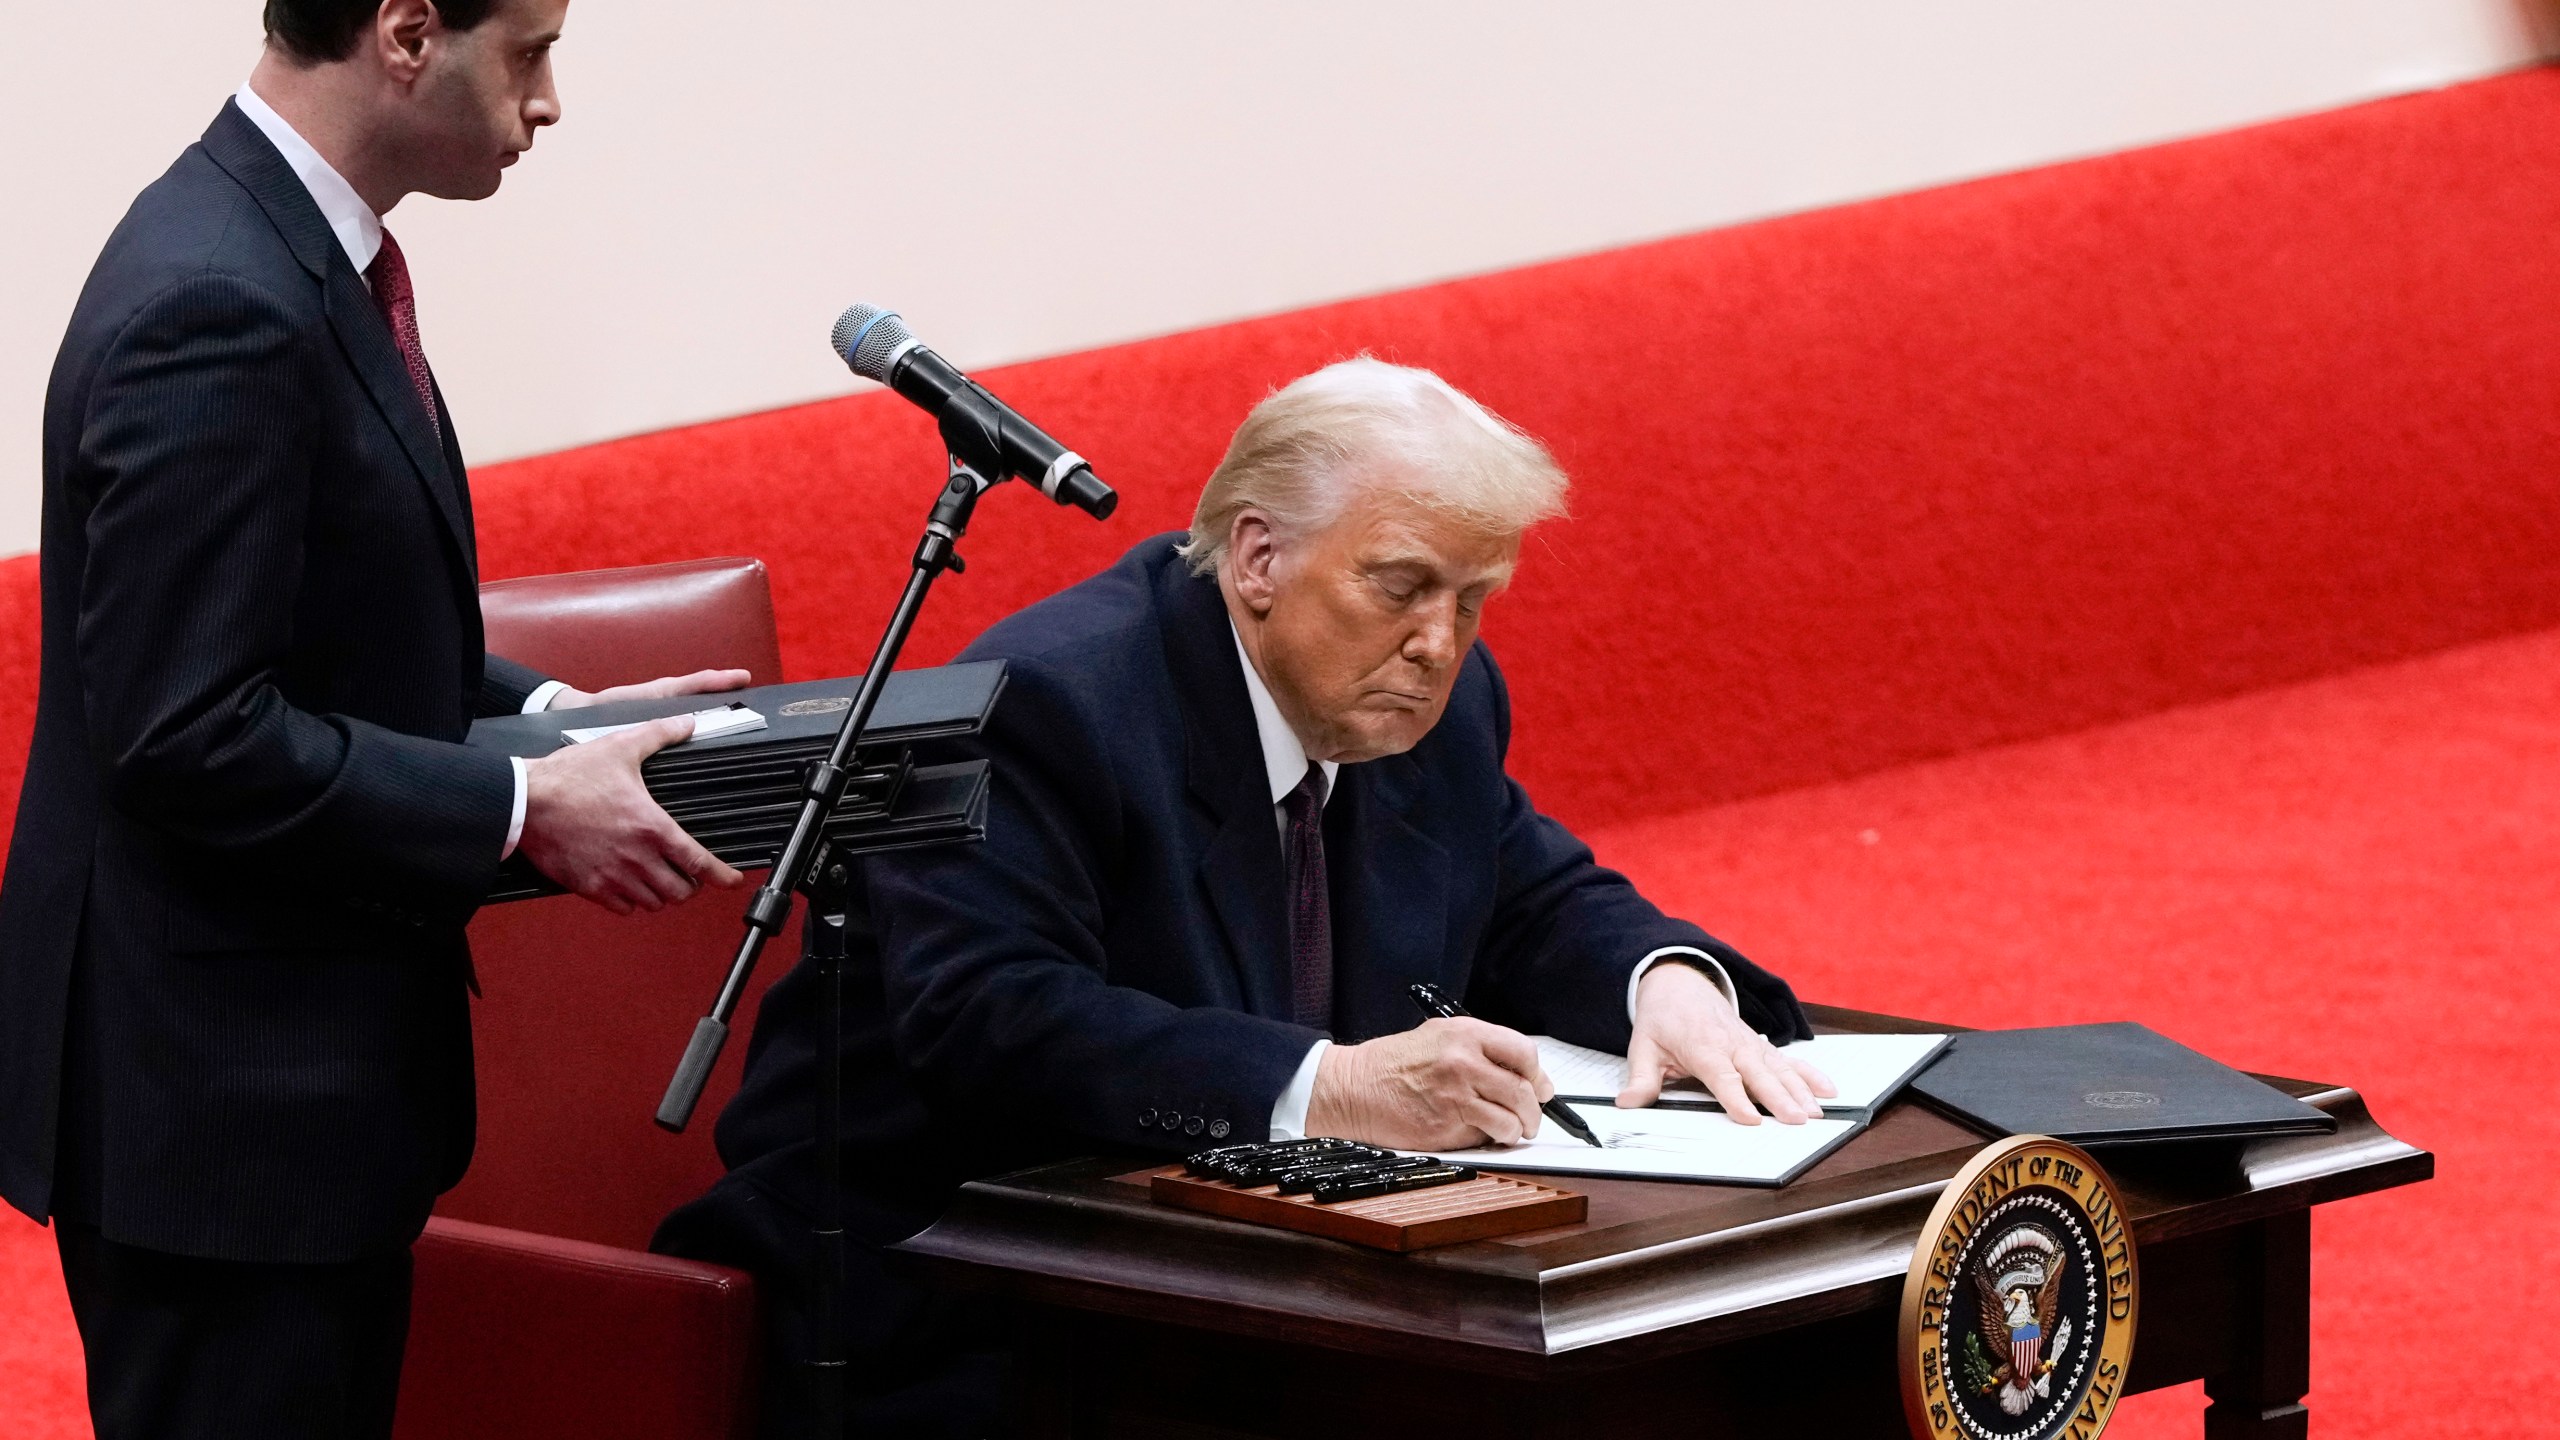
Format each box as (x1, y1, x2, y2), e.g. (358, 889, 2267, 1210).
(1158, 557, 1293, 1018)
(1197, 795, 1290, 1019)
(1326, 755, 1450, 1042)
(434, 384, 485, 608)
(199, 101, 478, 579)
(324, 266, 477, 569)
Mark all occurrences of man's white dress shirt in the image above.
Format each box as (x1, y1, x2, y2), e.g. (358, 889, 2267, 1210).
(233, 83, 564, 861)
(1232, 623, 1737, 1141)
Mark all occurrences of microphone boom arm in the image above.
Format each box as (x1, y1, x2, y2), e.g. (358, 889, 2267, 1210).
(655, 451, 1010, 1133)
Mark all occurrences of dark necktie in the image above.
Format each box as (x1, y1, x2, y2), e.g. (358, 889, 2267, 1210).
(1282, 761, 1333, 1030)
(366, 229, 441, 440)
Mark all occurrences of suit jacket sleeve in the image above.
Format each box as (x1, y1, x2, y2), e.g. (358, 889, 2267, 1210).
(74, 274, 516, 910)
(479, 653, 551, 718)
(1467, 648, 1813, 1049)
(866, 655, 1322, 1154)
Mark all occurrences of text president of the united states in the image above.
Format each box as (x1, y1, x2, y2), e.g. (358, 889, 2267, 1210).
(658, 358, 1836, 1436)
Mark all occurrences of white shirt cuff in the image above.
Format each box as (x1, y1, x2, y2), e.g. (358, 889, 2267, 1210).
(521, 679, 571, 714)
(502, 757, 530, 861)
(1628, 946, 1737, 1023)
(1268, 1039, 1331, 1140)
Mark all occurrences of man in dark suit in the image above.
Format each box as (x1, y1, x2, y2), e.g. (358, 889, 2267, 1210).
(662, 358, 1836, 1435)
(0, 4, 751, 1437)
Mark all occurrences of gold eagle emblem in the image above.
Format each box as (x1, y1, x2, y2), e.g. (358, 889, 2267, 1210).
(1971, 1225, 2072, 1417)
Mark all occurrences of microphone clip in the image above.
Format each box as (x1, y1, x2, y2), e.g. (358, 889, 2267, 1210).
(916, 454, 993, 577)
(934, 382, 1013, 490)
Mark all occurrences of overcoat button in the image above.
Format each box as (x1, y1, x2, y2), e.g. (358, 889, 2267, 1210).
(1183, 1116, 1206, 1137)
(1208, 1120, 1231, 1140)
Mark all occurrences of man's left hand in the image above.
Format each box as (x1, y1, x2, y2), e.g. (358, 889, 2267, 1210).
(1618, 962, 1837, 1124)
(546, 669, 752, 711)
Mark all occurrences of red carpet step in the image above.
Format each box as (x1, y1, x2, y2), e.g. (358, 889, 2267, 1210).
(1585, 624, 2560, 1440)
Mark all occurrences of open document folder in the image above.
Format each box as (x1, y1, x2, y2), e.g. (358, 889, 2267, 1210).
(1409, 1031, 1951, 1187)
(1419, 1104, 1864, 1186)
(1534, 1032, 1950, 1116)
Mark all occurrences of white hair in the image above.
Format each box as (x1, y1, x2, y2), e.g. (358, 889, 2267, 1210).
(1177, 358, 1570, 576)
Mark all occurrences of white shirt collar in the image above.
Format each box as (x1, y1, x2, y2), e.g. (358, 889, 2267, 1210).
(234, 82, 383, 276)
(1229, 620, 1339, 809)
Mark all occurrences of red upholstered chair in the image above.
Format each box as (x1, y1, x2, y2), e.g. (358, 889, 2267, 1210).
(395, 558, 794, 1440)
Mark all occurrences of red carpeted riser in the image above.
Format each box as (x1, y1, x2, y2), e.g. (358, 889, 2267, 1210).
(5, 624, 2537, 1436)
(1580, 623, 2560, 1438)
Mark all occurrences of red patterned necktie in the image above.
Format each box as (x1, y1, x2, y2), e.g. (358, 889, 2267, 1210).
(1282, 762, 1334, 1029)
(366, 229, 441, 440)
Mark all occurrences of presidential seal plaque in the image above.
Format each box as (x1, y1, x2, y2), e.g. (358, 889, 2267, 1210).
(1900, 1136, 2138, 1440)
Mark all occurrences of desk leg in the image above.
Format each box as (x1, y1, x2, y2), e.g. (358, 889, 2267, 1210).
(2203, 1211, 2311, 1440)
(1009, 1305, 1103, 1440)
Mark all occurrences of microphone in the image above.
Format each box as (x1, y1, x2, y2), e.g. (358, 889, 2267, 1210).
(832, 304, 1117, 519)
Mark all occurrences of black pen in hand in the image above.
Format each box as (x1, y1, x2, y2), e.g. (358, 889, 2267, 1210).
(1406, 982, 1605, 1148)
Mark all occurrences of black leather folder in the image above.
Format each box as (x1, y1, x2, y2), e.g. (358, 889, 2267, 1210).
(467, 662, 1007, 767)
(471, 663, 1005, 902)
(1908, 1021, 2336, 1148)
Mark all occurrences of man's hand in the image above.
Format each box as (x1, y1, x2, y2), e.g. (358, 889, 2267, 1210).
(1303, 1017, 1553, 1149)
(516, 715, 744, 915)
(543, 668, 752, 711)
(1619, 962, 1836, 1124)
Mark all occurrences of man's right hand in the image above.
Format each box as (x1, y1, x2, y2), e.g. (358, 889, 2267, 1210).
(1302, 1017, 1552, 1149)
(516, 715, 744, 916)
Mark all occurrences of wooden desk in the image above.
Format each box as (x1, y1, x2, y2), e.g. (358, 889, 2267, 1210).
(897, 1008, 2430, 1439)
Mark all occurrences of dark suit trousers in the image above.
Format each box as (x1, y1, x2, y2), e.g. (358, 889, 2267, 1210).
(54, 1221, 412, 1440)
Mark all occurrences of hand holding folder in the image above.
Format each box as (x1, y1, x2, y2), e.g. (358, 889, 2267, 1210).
(510, 666, 759, 914)
(472, 664, 1008, 903)
(517, 707, 746, 916)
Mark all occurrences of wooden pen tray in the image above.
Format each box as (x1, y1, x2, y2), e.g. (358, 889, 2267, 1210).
(1140, 1164, 1586, 1252)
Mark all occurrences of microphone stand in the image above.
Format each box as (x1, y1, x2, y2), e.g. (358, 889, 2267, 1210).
(655, 385, 1109, 1437)
(801, 845, 853, 1439)
(652, 446, 986, 1132)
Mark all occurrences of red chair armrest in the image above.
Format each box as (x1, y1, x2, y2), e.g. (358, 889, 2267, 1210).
(396, 1215, 759, 1440)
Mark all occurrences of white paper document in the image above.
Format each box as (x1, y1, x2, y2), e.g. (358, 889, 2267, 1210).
(1418, 1103, 1862, 1186)
(561, 704, 767, 747)
(1533, 1031, 1950, 1114)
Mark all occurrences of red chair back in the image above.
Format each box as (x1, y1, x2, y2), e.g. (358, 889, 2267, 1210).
(442, 557, 798, 1250)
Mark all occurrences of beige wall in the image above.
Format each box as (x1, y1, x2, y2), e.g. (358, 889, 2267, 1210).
(4, 1, 2550, 556)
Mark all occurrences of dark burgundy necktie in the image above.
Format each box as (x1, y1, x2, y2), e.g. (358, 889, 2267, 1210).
(366, 229, 441, 439)
(1282, 762, 1333, 1029)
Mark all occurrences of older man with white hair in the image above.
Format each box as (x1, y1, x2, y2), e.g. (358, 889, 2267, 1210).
(661, 358, 1832, 1437)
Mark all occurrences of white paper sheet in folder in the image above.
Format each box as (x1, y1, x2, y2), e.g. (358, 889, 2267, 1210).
(1419, 1104, 1864, 1186)
(559, 703, 768, 747)
(1403, 1031, 1952, 1187)
(1533, 1031, 1950, 1115)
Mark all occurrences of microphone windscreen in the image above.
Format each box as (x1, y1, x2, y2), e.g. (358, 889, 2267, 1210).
(830, 303, 914, 383)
